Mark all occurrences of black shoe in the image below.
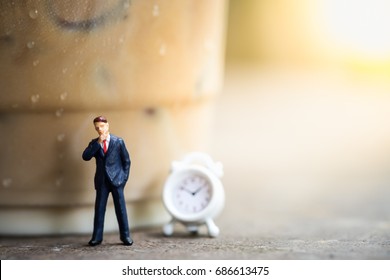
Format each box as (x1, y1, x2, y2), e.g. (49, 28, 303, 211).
(121, 237, 133, 246)
(88, 239, 102, 246)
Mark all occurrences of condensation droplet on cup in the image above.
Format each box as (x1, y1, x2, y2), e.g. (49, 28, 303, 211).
(57, 133, 65, 142)
(29, 9, 39, 19)
(62, 68, 68, 74)
(60, 92, 68, 101)
(33, 60, 40, 66)
(30, 94, 40, 103)
(152, 5, 160, 17)
(159, 44, 167, 56)
(2, 178, 12, 188)
(123, 0, 130, 9)
(55, 108, 64, 117)
(55, 177, 64, 187)
(27, 41, 35, 49)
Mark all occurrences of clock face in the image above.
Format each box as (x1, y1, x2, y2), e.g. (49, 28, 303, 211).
(172, 174, 212, 214)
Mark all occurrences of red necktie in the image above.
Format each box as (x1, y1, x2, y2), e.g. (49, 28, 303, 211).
(103, 140, 107, 154)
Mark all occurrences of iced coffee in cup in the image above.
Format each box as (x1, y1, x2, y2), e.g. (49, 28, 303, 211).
(0, 0, 227, 234)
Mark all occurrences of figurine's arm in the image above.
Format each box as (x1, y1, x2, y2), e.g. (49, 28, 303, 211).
(119, 139, 131, 181)
(82, 139, 100, 161)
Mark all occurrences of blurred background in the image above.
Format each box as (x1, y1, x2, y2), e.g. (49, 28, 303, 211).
(214, 0, 390, 224)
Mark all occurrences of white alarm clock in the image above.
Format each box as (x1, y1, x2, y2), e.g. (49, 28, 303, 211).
(162, 152, 225, 237)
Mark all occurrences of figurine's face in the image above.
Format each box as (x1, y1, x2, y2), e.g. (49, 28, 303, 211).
(94, 121, 109, 136)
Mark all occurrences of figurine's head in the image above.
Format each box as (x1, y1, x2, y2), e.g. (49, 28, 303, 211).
(93, 116, 109, 136)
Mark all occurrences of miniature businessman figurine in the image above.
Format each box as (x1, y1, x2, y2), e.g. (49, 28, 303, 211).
(82, 116, 133, 246)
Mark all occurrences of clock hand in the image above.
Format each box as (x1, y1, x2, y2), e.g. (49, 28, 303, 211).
(192, 187, 202, 196)
(181, 187, 193, 195)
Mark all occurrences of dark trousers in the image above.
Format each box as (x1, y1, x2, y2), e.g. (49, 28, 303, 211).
(91, 178, 130, 241)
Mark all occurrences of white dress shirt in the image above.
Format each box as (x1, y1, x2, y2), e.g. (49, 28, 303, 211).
(100, 134, 110, 151)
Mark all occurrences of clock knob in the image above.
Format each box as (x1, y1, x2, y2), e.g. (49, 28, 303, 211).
(172, 152, 223, 178)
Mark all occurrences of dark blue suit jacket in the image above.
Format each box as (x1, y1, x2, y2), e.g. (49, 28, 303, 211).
(82, 134, 131, 188)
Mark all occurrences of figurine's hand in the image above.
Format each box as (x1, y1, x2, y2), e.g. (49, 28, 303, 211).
(98, 133, 107, 143)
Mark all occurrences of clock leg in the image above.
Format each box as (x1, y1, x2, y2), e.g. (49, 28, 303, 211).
(162, 219, 175, 236)
(205, 219, 220, 237)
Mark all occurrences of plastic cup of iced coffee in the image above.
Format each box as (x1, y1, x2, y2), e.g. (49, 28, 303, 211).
(0, 0, 227, 234)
